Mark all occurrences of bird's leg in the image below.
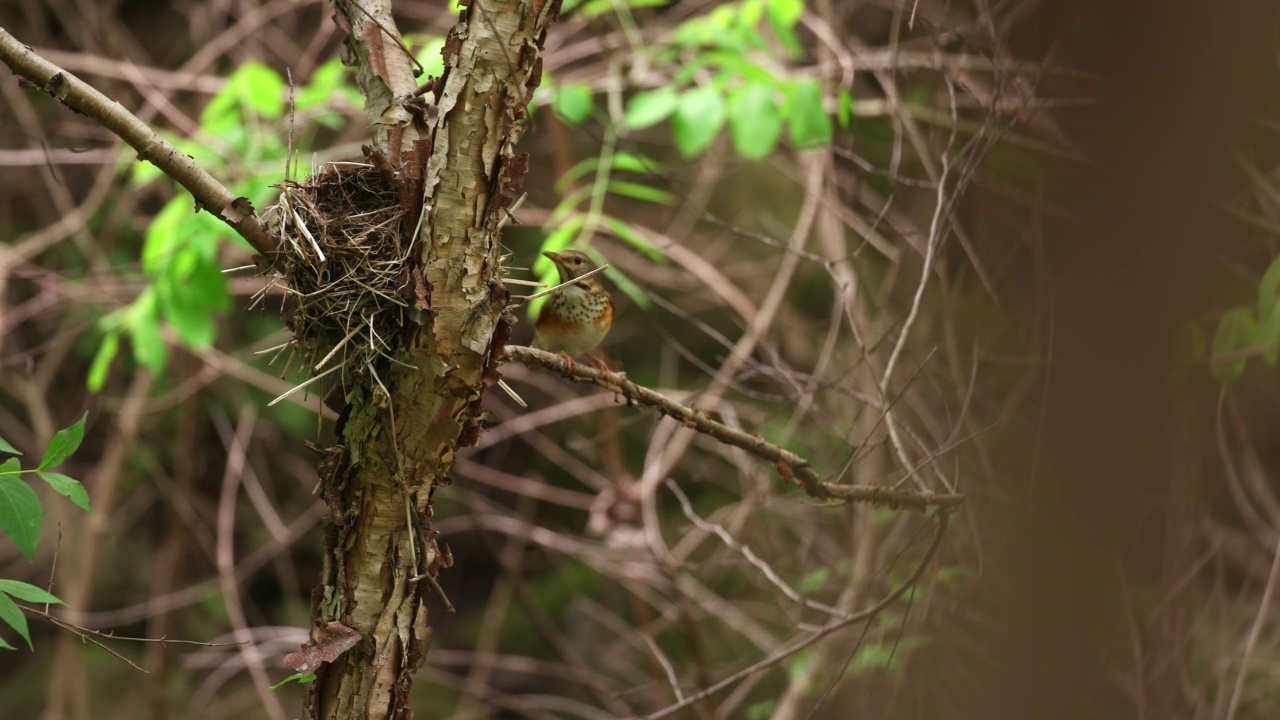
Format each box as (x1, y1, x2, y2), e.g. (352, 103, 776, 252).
(584, 351, 611, 372)
(555, 351, 577, 373)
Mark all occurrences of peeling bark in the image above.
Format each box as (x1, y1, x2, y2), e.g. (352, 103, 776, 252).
(308, 1, 560, 717)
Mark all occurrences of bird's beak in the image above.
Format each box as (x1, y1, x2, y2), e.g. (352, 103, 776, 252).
(541, 251, 563, 263)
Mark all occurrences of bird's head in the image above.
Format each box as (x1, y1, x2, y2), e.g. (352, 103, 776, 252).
(543, 249, 600, 283)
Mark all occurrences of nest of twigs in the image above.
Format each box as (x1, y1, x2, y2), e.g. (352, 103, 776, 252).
(258, 163, 414, 395)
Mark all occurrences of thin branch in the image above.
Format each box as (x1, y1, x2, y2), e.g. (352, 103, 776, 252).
(508, 263, 610, 304)
(1225, 532, 1280, 720)
(638, 511, 952, 720)
(665, 479, 849, 618)
(23, 605, 245, 648)
(22, 604, 245, 675)
(502, 345, 965, 511)
(0, 27, 275, 256)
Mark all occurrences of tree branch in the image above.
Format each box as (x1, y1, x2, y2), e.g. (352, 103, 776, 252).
(640, 510, 953, 720)
(501, 345, 965, 511)
(0, 26, 275, 256)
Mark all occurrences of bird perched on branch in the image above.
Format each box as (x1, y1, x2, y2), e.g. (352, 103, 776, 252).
(533, 249, 613, 369)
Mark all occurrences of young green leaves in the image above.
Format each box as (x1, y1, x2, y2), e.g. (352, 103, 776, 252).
(0, 413, 87, 650)
(0, 413, 91, 564)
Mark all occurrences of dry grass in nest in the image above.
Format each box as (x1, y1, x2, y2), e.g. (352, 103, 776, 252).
(256, 163, 413, 400)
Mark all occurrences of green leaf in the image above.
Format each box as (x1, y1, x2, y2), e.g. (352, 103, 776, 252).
(746, 700, 777, 720)
(412, 37, 447, 80)
(0, 635, 15, 650)
(183, 214, 225, 263)
(1258, 305, 1280, 367)
(199, 90, 240, 137)
(36, 472, 91, 513)
(934, 565, 973, 589)
(785, 647, 813, 687)
(0, 580, 63, 605)
(765, 0, 803, 29)
(605, 180, 677, 205)
(270, 672, 317, 689)
(672, 13, 723, 48)
(797, 568, 829, 593)
(738, 0, 764, 26)
(87, 331, 120, 391)
(601, 216, 666, 262)
(0, 436, 19, 457)
(845, 637, 925, 674)
(1259, 255, 1280, 317)
(540, 216, 587, 260)
(1211, 307, 1256, 384)
(611, 152, 663, 174)
(624, 88, 680, 130)
(557, 153, 666, 195)
(550, 185, 593, 222)
(38, 412, 87, 471)
(127, 289, 168, 374)
(676, 5, 751, 50)
(837, 89, 854, 130)
(672, 86, 726, 158)
(671, 56, 712, 87)
(0, 592, 31, 650)
(555, 156, 601, 194)
(698, 49, 770, 82)
(158, 253, 230, 349)
(201, 62, 285, 132)
(297, 58, 362, 113)
(786, 79, 833, 149)
(237, 63, 286, 119)
(775, 29, 805, 61)
(552, 83, 595, 127)
(603, 263, 650, 309)
(727, 83, 783, 159)
(141, 199, 188, 274)
(0, 474, 41, 562)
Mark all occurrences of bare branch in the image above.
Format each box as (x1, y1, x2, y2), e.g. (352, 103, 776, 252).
(639, 511, 953, 720)
(0, 26, 275, 256)
(22, 604, 246, 676)
(501, 345, 965, 511)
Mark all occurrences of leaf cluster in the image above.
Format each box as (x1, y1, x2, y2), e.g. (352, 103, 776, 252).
(0, 414, 90, 650)
(91, 60, 360, 390)
(1205, 255, 1280, 384)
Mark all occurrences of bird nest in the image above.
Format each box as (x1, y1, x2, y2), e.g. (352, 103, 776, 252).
(258, 163, 416, 397)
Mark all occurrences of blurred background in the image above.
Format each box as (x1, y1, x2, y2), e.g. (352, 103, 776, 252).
(2, 0, 1280, 718)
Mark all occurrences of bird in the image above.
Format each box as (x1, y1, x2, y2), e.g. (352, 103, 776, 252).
(533, 249, 613, 369)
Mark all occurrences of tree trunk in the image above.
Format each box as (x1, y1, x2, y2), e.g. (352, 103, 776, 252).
(307, 1, 559, 717)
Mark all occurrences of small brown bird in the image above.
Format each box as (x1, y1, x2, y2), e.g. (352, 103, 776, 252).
(533, 250, 613, 368)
